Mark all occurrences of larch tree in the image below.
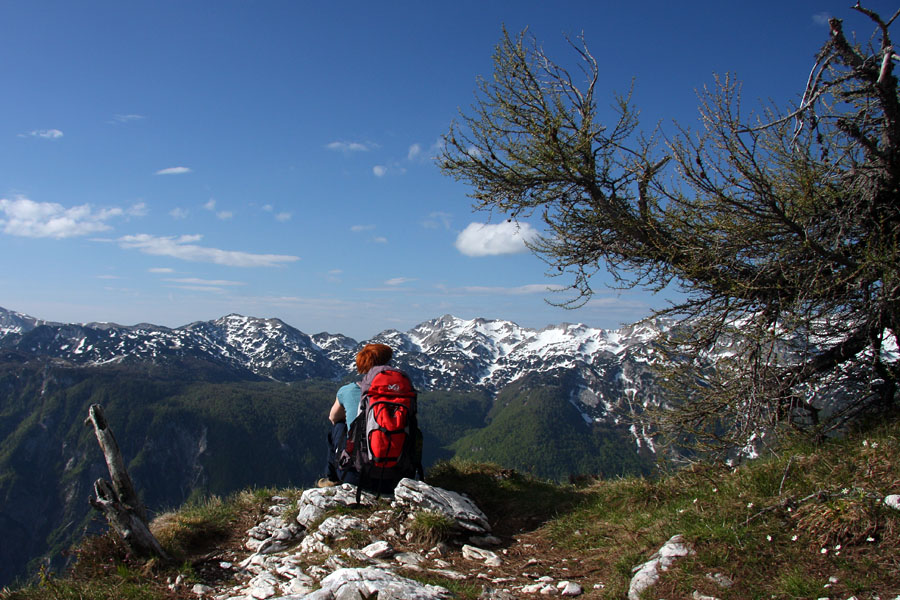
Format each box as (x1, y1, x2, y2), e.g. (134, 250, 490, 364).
(439, 6, 900, 454)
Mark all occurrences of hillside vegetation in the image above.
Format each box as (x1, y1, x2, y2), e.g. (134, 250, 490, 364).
(0, 360, 655, 588)
(3, 416, 897, 599)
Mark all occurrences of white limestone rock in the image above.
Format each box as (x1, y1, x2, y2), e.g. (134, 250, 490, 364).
(361, 540, 394, 559)
(319, 567, 451, 599)
(628, 534, 695, 600)
(296, 485, 380, 528)
(558, 581, 583, 596)
(462, 544, 503, 567)
(393, 478, 491, 533)
(885, 494, 900, 511)
(394, 551, 425, 566)
(317, 515, 366, 540)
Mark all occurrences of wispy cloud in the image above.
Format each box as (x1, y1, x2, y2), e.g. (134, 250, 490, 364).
(455, 221, 539, 257)
(0, 195, 137, 238)
(326, 141, 373, 153)
(169, 207, 189, 219)
(373, 236, 388, 244)
(164, 277, 245, 287)
(373, 165, 387, 177)
(117, 234, 300, 267)
(110, 114, 145, 124)
(20, 129, 63, 139)
(351, 224, 376, 232)
(96, 274, 120, 280)
(128, 202, 149, 217)
(458, 283, 566, 295)
(261, 204, 290, 222)
(812, 12, 831, 26)
(202, 198, 232, 219)
(385, 277, 416, 286)
(155, 166, 192, 175)
(423, 212, 452, 230)
(148, 267, 175, 273)
(408, 144, 422, 160)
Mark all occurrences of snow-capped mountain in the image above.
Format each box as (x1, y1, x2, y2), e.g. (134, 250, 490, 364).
(0, 307, 680, 432)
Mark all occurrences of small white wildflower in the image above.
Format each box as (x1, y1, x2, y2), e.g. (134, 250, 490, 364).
(766, 535, 772, 542)
(791, 535, 798, 541)
(712, 487, 718, 493)
(834, 544, 841, 550)
(820, 547, 828, 554)
(863, 440, 869, 447)
(867, 536, 875, 542)
(747, 502, 754, 509)
(841, 488, 850, 494)
(872, 442, 879, 448)
(693, 498, 698, 504)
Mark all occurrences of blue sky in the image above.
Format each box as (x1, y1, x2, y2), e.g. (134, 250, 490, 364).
(1, 1, 894, 340)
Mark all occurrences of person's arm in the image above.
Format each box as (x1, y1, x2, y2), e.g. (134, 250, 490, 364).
(328, 397, 346, 424)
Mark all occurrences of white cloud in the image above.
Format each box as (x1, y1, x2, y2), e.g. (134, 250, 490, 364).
(96, 274, 119, 280)
(169, 207, 189, 219)
(373, 236, 388, 244)
(385, 277, 416, 286)
(812, 12, 831, 26)
(117, 234, 300, 267)
(155, 166, 192, 175)
(0, 195, 128, 238)
(455, 221, 539, 257)
(351, 224, 375, 232)
(128, 202, 148, 217)
(216, 211, 234, 220)
(276, 212, 292, 222)
(423, 211, 452, 230)
(148, 267, 175, 273)
(203, 199, 216, 211)
(459, 283, 566, 295)
(327, 141, 371, 153)
(111, 114, 145, 124)
(373, 165, 387, 177)
(164, 277, 245, 286)
(170, 285, 228, 293)
(408, 144, 422, 160)
(21, 129, 63, 139)
(262, 204, 274, 212)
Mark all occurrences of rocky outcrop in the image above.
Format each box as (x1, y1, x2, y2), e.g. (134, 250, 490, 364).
(173, 479, 588, 599)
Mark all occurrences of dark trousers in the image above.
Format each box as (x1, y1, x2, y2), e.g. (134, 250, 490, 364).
(326, 421, 359, 485)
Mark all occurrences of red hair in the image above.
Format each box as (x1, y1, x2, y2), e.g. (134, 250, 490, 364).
(355, 343, 393, 374)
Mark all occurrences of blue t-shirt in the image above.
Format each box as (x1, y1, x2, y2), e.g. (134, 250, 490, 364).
(337, 382, 362, 425)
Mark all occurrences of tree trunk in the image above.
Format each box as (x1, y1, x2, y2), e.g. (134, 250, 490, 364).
(85, 403, 170, 560)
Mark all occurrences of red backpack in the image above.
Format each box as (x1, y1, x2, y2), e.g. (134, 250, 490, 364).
(341, 366, 422, 498)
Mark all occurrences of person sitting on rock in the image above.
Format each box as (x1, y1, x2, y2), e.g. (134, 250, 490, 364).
(318, 343, 394, 487)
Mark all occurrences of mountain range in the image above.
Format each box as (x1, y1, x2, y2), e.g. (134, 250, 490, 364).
(0, 306, 675, 588)
(0, 307, 675, 431)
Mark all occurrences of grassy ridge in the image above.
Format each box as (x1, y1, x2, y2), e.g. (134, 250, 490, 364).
(0, 414, 900, 600)
(3, 416, 897, 599)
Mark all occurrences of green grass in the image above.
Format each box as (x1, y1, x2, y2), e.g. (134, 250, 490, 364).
(408, 510, 456, 546)
(3, 419, 897, 600)
(538, 419, 900, 598)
